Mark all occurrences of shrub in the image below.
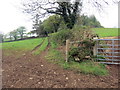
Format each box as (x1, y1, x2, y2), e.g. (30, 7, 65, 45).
(68, 39, 95, 62)
(50, 29, 73, 45)
(71, 26, 96, 41)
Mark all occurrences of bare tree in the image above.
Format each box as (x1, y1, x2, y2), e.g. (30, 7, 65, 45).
(22, 0, 119, 29)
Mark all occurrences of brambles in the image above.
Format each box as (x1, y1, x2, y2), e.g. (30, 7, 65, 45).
(68, 39, 95, 62)
(50, 30, 73, 45)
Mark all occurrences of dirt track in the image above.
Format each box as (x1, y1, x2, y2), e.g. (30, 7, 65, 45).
(2, 47, 119, 88)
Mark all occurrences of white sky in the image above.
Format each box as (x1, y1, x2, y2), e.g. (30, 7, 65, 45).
(0, 0, 118, 34)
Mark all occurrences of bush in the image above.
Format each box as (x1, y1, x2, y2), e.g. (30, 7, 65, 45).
(50, 29, 73, 45)
(68, 39, 95, 62)
(71, 26, 96, 41)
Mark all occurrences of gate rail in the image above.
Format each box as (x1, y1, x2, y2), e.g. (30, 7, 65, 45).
(94, 39, 120, 65)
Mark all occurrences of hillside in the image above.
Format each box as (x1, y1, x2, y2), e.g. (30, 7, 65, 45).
(92, 28, 118, 37)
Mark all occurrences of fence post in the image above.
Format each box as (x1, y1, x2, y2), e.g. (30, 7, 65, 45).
(83, 31, 86, 40)
(93, 39, 97, 56)
(66, 39, 70, 62)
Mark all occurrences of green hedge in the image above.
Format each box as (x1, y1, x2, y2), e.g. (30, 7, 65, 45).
(50, 29, 73, 45)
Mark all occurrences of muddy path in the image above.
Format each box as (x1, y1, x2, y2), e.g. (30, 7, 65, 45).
(2, 47, 119, 88)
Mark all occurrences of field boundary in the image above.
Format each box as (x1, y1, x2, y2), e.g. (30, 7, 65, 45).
(65, 38, 120, 65)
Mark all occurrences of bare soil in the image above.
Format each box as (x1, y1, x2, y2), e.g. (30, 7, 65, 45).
(2, 46, 119, 88)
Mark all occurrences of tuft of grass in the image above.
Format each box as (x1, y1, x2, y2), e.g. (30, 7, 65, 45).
(33, 37, 48, 55)
(46, 48, 108, 76)
(45, 49, 63, 62)
(70, 61, 108, 76)
(50, 41, 58, 49)
(61, 62, 70, 69)
(92, 28, 118, 37)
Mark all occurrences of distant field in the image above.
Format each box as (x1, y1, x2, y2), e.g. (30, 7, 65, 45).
(1, 38, 43, 51)
(92, 28, 119, 37)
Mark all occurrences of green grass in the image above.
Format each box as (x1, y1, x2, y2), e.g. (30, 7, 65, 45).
(69, 61, 108, 75)
(0, 43, 2, 49)
(33, 37, 48, 55)
(45, 49, 64, 62)
(50, 41, 58, 49)
(4, 38, 11, 41)
(92, 28, 119, 37)
(46, 47, 108, 76)
(1, 38, 43, 51)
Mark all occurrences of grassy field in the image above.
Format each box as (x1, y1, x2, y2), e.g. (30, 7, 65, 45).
(1, 38, 43, 51)
(92, 28, 119, 37)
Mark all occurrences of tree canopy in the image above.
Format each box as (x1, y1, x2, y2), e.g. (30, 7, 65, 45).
(17, 26, 26, 39)
(22, 0, 118, 29)
(42, 15, 61, 33)
(77, 15, 103, 28)
(29, 14, 103, 37)
(7, 26, 27, 41)
(10, 30, 18, 41)
(31, 15, 62, 37)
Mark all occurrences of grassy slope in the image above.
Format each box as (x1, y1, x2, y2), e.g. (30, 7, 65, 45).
(92, 28, 118, 37)
(33, 37, 48, 55)
(1, 38, 43, 51)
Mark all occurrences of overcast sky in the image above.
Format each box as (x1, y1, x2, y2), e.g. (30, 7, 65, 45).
(0, 0, 118, 34)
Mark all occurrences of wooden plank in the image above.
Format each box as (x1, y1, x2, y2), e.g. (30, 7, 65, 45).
(66, 39, 70, 62)
(93, 40, 97, 56)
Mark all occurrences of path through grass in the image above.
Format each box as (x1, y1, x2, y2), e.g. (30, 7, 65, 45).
(33, 37, 48, 55)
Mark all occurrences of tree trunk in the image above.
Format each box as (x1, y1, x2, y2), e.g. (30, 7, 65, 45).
(21, 35, 23, 39)
(14, 36, 17, 41)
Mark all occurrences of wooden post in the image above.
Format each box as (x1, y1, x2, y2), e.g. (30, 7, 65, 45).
(93, 39, 97, 56)
(66, 39, 70, 62)
(83, 31, 85, 40)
